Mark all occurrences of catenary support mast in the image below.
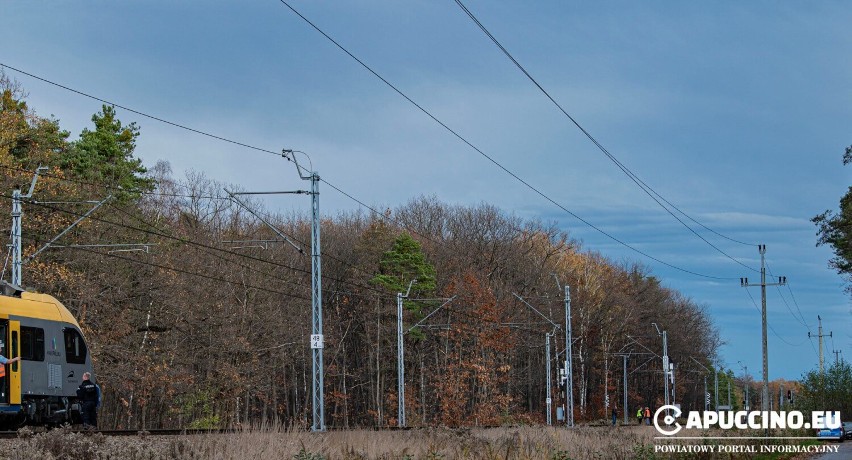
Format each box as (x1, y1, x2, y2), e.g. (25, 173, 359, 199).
(11, 166, 47, 286)
(564, 285, 574, 427)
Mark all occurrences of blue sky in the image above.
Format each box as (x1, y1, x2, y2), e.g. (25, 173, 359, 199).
(2, 1, 850, 381)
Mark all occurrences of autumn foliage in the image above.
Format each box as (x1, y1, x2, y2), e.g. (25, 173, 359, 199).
(0, 72, 720, 429)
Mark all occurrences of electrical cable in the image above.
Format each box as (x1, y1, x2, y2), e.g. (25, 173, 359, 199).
(1, 193, 398, 302)
(2, 59, 736, 278)
(12, 193, 566, 335)
(451, 0, 760, 267)
(0, 164, 578, 306)
(58, 243, 310, 300)
(743, 288, 810, 349)
(765, 261, 813, 331)
(0, 63, 285, 160)
(1, 157, 538, 300)
(106, 200, 398, 301)
(0, 226, 12, 281)
(273, 1, 738, 281)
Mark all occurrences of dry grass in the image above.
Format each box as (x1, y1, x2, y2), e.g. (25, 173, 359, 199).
(0, 424, 819, 459)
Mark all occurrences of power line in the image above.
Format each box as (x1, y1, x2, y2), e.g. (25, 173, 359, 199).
(2, 193, 397, 302)
(743, 288, 810, 349)
(45, 239, 310, 300)
(0, 164, 230, 201)
(3, 60, 731, 280)
(766, 261, 812, 331)
(102, 201, 406, 302)
(0, 164, 451, 291)
(0, 162, 585, 305)
(272, 2, 736, 281)
(0, 63, 284, 160)
(451, 0, 760, 269)
(0, 166, 473, 306)
(8, 182, 572, 333)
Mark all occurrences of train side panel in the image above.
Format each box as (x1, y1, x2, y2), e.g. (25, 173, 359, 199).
(0, 289, 93, 426)
(13, 316, 93, 398)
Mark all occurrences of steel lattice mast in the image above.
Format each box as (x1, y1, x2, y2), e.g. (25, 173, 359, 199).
(308, 169, 324, 432)
(282, 150, 325, 432)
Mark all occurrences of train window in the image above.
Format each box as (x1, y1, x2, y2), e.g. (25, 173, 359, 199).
(21, 327, 45, 362)
(63, 328, 87, 364)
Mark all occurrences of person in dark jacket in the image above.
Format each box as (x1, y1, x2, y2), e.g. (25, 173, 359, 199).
(76, 372, 100, 429)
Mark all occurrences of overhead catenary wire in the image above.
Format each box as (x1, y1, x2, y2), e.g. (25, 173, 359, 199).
(14, 191, 534, 316)
(0, 165, 459, 309)
(272, 2, 739, 281)
(3, 60, 734, 281)
(0, 64, 800, 384)
(60, 244, 310, 300)
(1, 193, 398, 303)
(0, 63, 285, 160)
(0, 154, 548, 298)
(5, 183, 572, 334)
(0, 165, 430, 300)
(15, 199, 560, 331)
(451, 0, 760, 268)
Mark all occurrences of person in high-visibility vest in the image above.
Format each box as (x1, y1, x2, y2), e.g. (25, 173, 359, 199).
(636, 408, 643, 425)
(0, 353, 21, 377)
(0, 353, 21, 400)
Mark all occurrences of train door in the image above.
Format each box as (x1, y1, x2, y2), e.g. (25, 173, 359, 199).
(0, 320, 21, 405)
(0, 320, 5, 403)
(8, 321, 20, 405)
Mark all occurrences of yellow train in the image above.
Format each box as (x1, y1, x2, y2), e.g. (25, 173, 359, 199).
(0, 281, 93, 427)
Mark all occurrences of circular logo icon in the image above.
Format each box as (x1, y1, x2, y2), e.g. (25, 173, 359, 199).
(653, 405, 682, 436)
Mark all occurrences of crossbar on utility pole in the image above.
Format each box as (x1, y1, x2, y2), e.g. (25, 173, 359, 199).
(740, 244, 786, 413)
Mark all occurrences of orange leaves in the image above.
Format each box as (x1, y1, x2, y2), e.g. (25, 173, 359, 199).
(436, 271, 516, 426)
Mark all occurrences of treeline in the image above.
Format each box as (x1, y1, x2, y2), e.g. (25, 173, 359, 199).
(0, 73, 721, 429)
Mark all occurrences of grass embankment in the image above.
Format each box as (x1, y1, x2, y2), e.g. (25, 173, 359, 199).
(0, 425, 830, 459)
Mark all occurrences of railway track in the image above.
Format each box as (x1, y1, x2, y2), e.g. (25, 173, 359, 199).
(0, 428, 232, 439)
(0, 424, 609, 439)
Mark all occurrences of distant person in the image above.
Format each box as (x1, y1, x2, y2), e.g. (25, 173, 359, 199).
(636, 407, 643, 425)
(611, 407, 617, 426)
(76, 372, 100, 429)
(644, 407, 651, 425)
